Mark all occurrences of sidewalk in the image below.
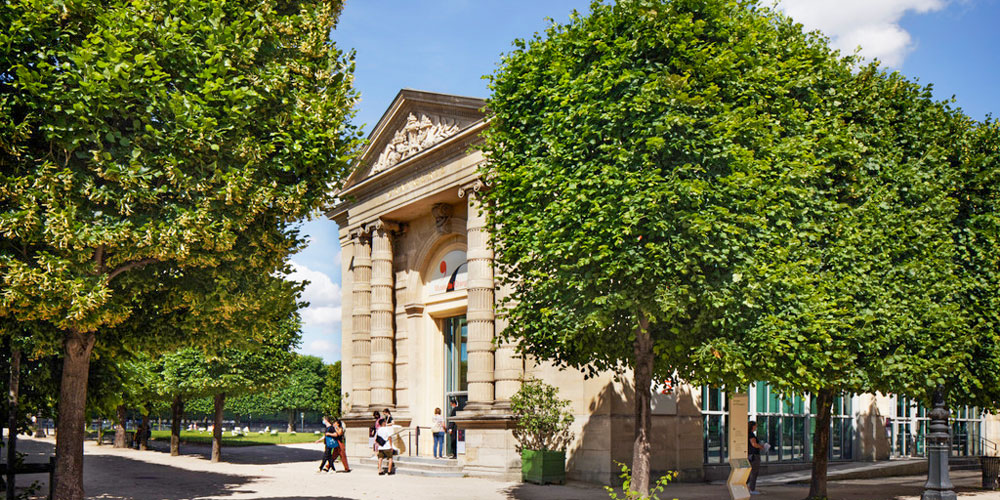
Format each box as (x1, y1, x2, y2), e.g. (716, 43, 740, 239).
(14, 436, 997, 499)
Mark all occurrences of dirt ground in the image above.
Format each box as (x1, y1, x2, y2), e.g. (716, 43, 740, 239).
(12, 436, 998, 499)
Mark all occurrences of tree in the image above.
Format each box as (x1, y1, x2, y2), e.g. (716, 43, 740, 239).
(268, 354, 325, 432)
(688, 66, 1000, 498)
(320, 361, 342, 417)
(483, 0, 870, 493)
(200, 315, 299, 462)
(0, 0, 360, 496)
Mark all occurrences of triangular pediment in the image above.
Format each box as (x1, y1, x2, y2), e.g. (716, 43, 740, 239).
(342, 89, 486, 191)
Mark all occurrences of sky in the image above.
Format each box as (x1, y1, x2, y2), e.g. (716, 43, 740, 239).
(290, 0, 1000, 364)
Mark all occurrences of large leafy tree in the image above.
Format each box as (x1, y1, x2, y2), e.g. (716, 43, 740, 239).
(320, 360, 342, 417)
(266, 354, 326, 431)
(692, 66, 994, 498)
(482, 0, 861, 492)
(0, 0, 360, 496)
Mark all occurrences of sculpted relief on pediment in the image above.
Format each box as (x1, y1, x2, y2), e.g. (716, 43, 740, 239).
(370, 113, 461, 176)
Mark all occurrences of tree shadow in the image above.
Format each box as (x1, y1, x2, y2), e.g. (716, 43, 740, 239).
(144, 439, 324, 465)
(18, 439, 257, 500)
(499, 482, 615, 500)
(562, 374, 704, 485)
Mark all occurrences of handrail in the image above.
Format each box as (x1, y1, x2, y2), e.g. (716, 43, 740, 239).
(980, 436, 999, 457)
(392, 426, 430, 456)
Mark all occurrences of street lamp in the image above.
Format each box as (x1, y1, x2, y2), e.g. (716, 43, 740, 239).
(922, 387, 957, 500)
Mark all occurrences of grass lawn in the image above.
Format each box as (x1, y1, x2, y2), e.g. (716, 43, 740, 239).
(150, 430, 321, 447)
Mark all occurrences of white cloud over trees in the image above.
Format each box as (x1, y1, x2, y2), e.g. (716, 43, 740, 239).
(287, 260, 342, 361)
(779, 0, 949, 67)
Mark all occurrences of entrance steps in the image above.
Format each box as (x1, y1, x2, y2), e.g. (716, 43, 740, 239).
(356, 455, 465, 478)
(758, 456, 982, 485)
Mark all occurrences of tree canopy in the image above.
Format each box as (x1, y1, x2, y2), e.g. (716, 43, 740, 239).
(482, 0, 999, 495)
(0, 0, 360, 496)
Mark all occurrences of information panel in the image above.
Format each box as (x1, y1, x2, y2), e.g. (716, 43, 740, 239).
(727, 392, 750, 500)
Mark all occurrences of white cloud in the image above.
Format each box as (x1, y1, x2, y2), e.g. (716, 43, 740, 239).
(778, 0, 949, 68)
(302, 305, 343, 327)
(287, 260, 342, 309)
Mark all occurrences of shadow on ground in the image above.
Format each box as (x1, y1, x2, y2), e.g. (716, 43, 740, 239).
(16, 438, 257, 500)
(500, 483, 611, 500)
(145, 439, 323, 465)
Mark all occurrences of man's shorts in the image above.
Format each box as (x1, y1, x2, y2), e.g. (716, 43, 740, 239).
(378, 449, 393, 459)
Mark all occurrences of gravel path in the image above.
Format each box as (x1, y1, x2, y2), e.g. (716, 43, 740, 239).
(12, 436, 997, 499)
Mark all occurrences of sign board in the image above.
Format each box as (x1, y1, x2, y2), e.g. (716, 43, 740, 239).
(727, 392, 750, 500)
(727, 457, 752, 500)
(428, 250, 468, 295)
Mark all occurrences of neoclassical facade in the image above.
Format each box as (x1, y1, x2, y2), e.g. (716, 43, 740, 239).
(329, 89, 1000, 483)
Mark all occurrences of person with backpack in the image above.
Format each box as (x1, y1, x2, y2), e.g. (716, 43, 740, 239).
(375, 417, 395, 475)
(315, 416, 340, 472)
(332, 419, 351, 472)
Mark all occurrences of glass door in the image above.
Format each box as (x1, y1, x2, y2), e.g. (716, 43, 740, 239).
(443, 315, 467, 456)
(444, 315, 468, 394)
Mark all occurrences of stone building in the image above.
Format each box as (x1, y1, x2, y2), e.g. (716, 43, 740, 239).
(329, 89, 1000, 483)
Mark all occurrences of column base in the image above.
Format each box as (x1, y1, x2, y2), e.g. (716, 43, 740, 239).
(921, 492, 957, 500)
(462, 402, 494, 412)
(492, 401, 512, 410)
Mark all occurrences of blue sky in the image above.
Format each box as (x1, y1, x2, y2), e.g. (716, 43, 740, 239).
(291, 0, 1000, 364)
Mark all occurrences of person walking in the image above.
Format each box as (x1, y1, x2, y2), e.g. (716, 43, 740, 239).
(382, 408, 394, 426)
(315, 416, 339, 472)
(375, 418, 395, 475)
(431, 408, 445, 459)
(447, 399, 459, 459)
(748, 420, 764, 495)
(332, 419, 351, 472)
(369, 410, 381, 455)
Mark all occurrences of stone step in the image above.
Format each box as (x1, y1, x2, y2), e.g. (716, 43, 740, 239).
(356, 456, 465, 478)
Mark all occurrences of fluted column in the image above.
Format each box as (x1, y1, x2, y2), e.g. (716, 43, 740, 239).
(394, 246, 410, 412)
(350, 230, 372, 411)
(459, 180, 495, 409)
(370, 220, 398, 410)
(493, 280, 523, 407)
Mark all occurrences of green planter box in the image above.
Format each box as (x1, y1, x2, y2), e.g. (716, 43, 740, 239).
(521, 449, 566, 485)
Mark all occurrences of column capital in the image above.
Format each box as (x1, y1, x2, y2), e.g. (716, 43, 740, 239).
(458, 178, 489, 199)
(349, 226, 371, 241)
(372, 218, 405, 234)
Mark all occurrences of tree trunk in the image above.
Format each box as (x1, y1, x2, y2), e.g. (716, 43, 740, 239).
(170, 396, 184, 456)
(139, 411, 150, 450)
(211, 393, 225, 463)
(287, 410, 296, 433)
(113, 404, 127, 448)
(808, 389, 835, 499)
(53, 330, 97, 500)
(630, 313, 654, 496)
(7, 348, 21, 500)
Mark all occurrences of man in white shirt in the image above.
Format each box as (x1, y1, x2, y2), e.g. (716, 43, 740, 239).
(375, 419, 394, 475)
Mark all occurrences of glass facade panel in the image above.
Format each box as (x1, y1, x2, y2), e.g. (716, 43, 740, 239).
(701, 383, 857, 464)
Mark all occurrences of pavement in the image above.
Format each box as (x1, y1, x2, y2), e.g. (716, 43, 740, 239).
(11, 436, 998, 499)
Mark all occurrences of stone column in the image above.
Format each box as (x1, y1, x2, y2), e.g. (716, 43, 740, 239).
(459, 180, 495, 410)
(350, 230, 372, 411)
(493, 280, 522, 407)
(394, 248, 410, 413)
(370, 220, 398, 410)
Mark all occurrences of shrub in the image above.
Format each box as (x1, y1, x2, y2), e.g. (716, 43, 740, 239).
(510, 378, 575, 451)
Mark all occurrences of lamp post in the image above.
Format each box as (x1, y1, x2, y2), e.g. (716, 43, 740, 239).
(922, 387, 956, 500)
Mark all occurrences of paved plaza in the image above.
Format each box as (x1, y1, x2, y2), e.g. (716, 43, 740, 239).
(13, 437, 997, 499)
